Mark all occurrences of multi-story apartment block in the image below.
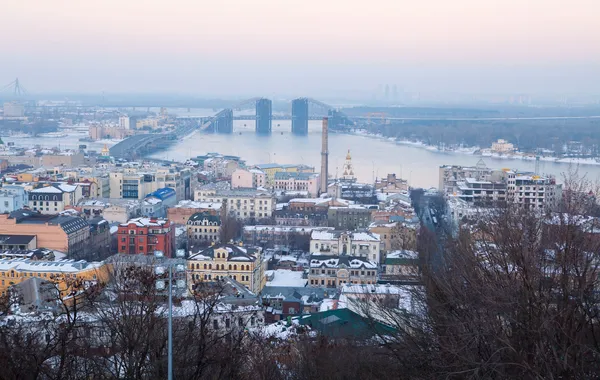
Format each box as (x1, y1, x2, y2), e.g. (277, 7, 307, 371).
(63, 170, 110, 198)
(195, 188, 275, 220)
(231, 168, 266, 189)
(154, 167, 192, 201)
(310, 229, 381, 263)
(505, 171, 562, 209)
(187, 244, 265, 293)
(110, 171, 155, 200)
(243, 225, 331, 249)
(187, 212, 221, 247)
(327, 206, 373, 230)
(455, 178, 507, 205)
(116, 217, 174, 257)
(109, 167, 191, 201)
(273, 172, 320, 196)
(274, 210, 328, 227)
(0, 211, 90, 256)
(28, 183, 83, 214)
(438, 162, 497, 193)
(308, 255, 378, 288)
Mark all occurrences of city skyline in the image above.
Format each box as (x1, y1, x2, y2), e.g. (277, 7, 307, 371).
(1, 0, 600, 98)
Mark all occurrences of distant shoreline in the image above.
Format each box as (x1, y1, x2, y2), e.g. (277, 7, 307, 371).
(342, 129, 600, 167)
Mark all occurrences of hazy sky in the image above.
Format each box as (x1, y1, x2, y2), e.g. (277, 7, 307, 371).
(2, 0, 599, 98)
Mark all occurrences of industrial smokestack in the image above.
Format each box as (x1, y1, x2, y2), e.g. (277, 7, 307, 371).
(320, 117, 329, 195)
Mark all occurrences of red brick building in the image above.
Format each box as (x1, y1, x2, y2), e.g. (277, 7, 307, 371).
(117, 217, 175, 257)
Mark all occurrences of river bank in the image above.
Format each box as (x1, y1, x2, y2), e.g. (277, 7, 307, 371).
(345, 129, 600, 167)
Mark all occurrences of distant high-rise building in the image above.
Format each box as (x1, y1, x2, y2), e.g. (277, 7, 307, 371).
(292, 98, 309, 135)
(256, 98, 272, 134)
(3, 102, 25, 118)
(392, 85, 398, 102)
(119, 115, 130, 130)
(385, 84, 390, 100)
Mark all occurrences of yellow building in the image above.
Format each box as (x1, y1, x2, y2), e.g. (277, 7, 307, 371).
(187, 244, 265, 293)
(254, 164, 315, 187)
(0, 258, 108, 298)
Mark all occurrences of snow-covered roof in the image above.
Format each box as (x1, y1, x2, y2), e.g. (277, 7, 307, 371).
(121, 217, 169, 227)
(30, 186, 62, 194)
(265, 269, 307, 287)
(143, 197, 162, 206)
(0, 258, 104, 273)
(386, 250, 419, 260)
(309, 255, 377, 269)
(310, 229, 380, 242)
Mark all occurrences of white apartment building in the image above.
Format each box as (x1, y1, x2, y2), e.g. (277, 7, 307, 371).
(28, 183, 82, 214)
(194, 188, 276, 220)
(506, 171, 562, 209)
(119, 116, 130, 130)
(310, 229, 381, 263)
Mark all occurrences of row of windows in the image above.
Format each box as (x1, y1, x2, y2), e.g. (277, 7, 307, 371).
(191, 263, 251, 271)
(32, 201, 59, 206)
(192, 273, 251, 282)
(30, 195, 59, 201)
(192, 235, 218, 241)
(309, 279, 373, 286)
(191, 227, 218, 233)
(310, 269, 375, 276)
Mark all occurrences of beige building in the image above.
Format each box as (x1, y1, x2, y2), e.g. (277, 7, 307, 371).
(308, 255, 378, 288)
(254, 164, 315, 187)
(186, 212, 221, 247)
(136, 118, 159, 129)
(310, 229, 381, 263)
(187, 244, 265, 293)
(0, 258, 108, 298)
(375, 174, 409, 194)
(273, 172, 320, 196)
(231, 168, 266, 189)
(89, 125, 134, 141)
(0, 211, 90, 256)
(491, 139, 515, 153)
(369, 221, 417, 252)
(194, 189, 275, 220)
(505, 171, 562, 210)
